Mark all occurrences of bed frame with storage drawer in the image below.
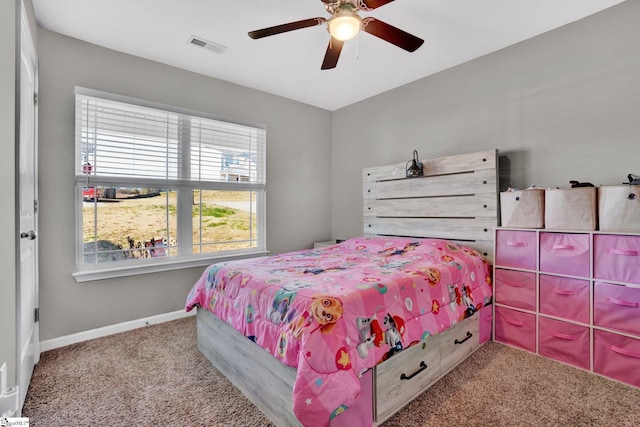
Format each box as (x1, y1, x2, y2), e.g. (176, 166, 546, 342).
(196, 149, 499, 426)
(198, 305, 492, 426)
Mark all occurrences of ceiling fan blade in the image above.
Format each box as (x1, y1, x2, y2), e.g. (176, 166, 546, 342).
(248, 17, 326, 39)
(362, 18, 424, 52)
(357, 0, 395, 11)
(321, 38, 344, 70)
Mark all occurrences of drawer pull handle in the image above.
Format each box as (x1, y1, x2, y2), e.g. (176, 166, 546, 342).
(505, 318, 524, 327)
(400, 361, 427, 380)
(454, 331, 473, 345)
(506, 241, 526, 247)
(607, 248, 639, 256)
(608, 345, 640, 360)
(607, 297, 639, 308)
(548, 331, 577, 341)
(552, 289, 575, 296)
(502, 280, 525, 288)
(552, 244, 575, 251)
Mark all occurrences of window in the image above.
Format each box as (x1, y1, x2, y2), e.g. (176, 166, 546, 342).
(74, 88, 266, 281)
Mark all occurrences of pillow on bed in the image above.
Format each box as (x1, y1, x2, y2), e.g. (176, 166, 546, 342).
(335, 236, 429, 254)
(335, 236, 486, 261)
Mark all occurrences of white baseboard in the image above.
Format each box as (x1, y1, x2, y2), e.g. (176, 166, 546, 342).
(39, 309, 196, 353)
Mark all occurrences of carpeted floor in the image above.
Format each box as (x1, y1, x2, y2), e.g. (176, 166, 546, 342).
(23, 316, 640, 426)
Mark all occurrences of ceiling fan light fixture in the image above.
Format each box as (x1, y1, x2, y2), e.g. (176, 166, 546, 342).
(328, 9, 362, 41)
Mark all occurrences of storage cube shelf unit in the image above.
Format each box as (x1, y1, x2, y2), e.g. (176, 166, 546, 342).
(493, 228, 640, 389)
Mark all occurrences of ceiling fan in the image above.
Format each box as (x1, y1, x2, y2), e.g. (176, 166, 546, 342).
(248, 0, 424, 70)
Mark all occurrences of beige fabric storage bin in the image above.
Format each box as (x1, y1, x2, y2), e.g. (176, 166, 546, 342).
(500, 189, 545, 228)
(598, 185, 640, 232)
(545, 187, 597, 231)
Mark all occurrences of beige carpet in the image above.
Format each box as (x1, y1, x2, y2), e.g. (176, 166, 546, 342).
(23, 316, 640, 426)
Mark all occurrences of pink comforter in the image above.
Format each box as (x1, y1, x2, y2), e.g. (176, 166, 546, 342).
(185, 237, 492, 426)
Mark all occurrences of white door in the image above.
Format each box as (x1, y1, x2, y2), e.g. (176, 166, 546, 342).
(17, 1, 39, 413)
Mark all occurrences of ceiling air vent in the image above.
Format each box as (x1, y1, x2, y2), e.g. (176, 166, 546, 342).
(187, 35, 227, 54)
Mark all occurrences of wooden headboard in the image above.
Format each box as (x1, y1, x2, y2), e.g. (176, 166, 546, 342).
(363, 149, 498, 262)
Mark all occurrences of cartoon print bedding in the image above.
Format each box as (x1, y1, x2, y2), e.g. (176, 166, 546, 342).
(185, 236, 493, 427)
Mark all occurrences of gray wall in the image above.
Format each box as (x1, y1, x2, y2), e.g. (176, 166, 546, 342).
(330, 0, 640, 240)
(36, 29, 332, 340)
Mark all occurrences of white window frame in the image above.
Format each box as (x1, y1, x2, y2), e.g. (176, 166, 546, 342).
(73, 88, 267, 282)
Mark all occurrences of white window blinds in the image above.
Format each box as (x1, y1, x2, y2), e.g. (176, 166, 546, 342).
(75, 90, 266, 189)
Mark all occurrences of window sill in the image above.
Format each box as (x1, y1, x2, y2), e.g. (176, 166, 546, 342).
(73, 250, 269, 283)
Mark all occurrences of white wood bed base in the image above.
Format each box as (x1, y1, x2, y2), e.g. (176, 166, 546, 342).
(196, 149, 499, 426)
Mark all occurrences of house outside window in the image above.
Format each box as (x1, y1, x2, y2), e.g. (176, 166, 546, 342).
(74, 88, 266, 281)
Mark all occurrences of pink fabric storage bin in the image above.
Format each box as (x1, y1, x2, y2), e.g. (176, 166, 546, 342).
(495, 230, 536, 270)
(538, 317, 590, 370)
(594, 330, 640, 389)
(479, 305, 493, 344)
(593, 281, 640, 336)
(539, 232, 590, 277)
(594, 234, 640, 285)
(539, 275, 590, 324)
(495, 269, 536, 311)
(494, 306, 536, 352)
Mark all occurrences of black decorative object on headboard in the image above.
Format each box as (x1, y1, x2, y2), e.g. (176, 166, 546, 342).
(406, 150, 423, 178)
(627, 173, 640, 185)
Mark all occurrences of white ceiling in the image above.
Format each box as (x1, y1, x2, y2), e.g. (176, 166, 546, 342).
(32, 0, 626, 111)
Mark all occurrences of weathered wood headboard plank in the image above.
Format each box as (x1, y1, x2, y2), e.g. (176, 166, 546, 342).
(364, 194, 497, 219)
(363, 149, 499, 261)
(365, 217, 496, 242)
(363, 149, 497, 182)
(363, 168, 496, 199)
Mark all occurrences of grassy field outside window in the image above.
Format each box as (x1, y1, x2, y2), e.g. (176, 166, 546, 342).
(82, 189, 257, 264)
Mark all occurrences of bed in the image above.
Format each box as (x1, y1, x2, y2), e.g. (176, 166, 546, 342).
(186, 149, 499, 426)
